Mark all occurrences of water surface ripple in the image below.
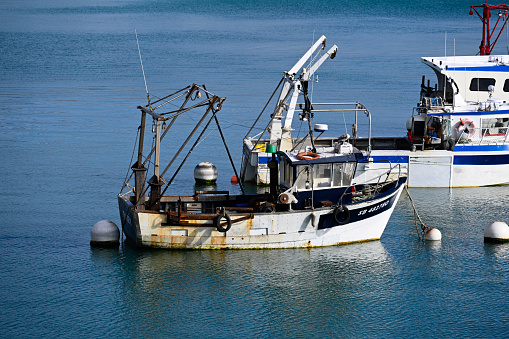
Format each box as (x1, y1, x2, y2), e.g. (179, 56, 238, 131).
(2, 0, 509, 337)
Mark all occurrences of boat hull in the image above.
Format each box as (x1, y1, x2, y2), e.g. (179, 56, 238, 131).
(355, 147, 509, 187)
(118, 178, 406, 249)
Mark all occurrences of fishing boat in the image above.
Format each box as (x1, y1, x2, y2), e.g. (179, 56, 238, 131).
(117, 80, 406, 249)
(353, 2, 509, 187)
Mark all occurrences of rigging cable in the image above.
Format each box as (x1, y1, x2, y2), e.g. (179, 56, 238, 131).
(135, 29, 150, 106)
(120, 126, 140, 195)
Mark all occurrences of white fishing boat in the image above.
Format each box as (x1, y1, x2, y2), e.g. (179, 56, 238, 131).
(353, 2, 509, 187)
(117, 81, 406, 249)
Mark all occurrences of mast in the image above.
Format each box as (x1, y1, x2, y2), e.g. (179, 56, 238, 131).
(470, 2, 509, 55)
(132, 106, 148, 208)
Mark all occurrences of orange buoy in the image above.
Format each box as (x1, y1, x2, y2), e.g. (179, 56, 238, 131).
(230, 175, 239, 183)
(297, 152, 320, 160)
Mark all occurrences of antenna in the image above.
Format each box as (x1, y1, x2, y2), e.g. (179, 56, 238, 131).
(445, 31, 447, 57)
(135, 29, 151, 106)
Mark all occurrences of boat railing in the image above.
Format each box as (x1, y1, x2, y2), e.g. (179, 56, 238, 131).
(355, 160, 402, 186)
(341, 161, 403, 204)
(422, 96, 445, 109)
(457, 126, 509, 144)
(241, 101, 373, 182)
(295, 102, 372, 151)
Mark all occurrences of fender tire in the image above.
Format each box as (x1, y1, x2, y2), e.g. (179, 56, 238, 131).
(333, 205, 350, 225)
(215, 212, 232, 232)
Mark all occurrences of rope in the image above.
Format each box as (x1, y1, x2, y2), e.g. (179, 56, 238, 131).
(341, 109, 348, 135)
(404, 186, 430, 241)
(119, 126, 140, 195)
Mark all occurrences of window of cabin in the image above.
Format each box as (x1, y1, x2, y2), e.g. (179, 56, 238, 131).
(332, 162, 355, 187)
(504, 79, 509, 92)
(469, 78, 495, 91)
(313, 164, 331, 188)
(481, 117, 509, 136)
(332, 163, 342, 187)
(294, 165, 310, 190)
(279, 157, 293, 188)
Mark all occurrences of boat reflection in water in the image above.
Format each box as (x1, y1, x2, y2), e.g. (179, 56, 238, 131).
(114, 241, 392, 337)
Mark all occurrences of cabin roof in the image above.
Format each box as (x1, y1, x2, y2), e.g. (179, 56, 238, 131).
(422, 55, 509, 72)
(278, 151, 360, 165)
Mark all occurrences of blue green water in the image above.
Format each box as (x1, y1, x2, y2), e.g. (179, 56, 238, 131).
(2, 0, 509, 337)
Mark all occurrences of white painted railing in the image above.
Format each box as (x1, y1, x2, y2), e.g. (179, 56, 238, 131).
(457, 127, 509, 144)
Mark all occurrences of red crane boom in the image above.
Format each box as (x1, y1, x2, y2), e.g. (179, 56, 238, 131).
(470, 2, 509, 55)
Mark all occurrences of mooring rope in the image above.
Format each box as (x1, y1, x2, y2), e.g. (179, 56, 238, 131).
(404, 186, 430, 241)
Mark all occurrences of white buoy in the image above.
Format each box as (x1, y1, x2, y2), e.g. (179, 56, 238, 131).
(424, 228, 442, 241)
(91, 220, 120, 247)
(484, 221, 509, 243)
(194, 162, 218, 184)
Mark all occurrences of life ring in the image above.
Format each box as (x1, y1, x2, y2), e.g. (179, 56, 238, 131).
(333, 205, 350, 225)
(215, 211, 232, 232)
(456, 118, 476, 137)
(297, 152, 320, 160)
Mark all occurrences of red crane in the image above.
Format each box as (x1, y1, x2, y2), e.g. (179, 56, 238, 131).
(470, 2, 509, 55)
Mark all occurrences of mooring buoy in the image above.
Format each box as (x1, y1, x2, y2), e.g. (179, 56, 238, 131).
(194, 162, 218, 184)
(424, 228, 442, 241)
(90, 220, 120, 247)
(484, 221, 509, 243)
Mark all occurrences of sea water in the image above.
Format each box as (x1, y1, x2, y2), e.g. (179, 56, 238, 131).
(2, 0, 509, 337)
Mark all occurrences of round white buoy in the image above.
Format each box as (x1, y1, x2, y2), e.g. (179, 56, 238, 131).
(484, 221, 509, 243)
(90, 220, 120, 247)
(425, 228, 442, 241)
(194, 162, 218, 184)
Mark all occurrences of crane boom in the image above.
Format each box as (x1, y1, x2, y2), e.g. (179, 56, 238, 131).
(269, 36, 338, 150)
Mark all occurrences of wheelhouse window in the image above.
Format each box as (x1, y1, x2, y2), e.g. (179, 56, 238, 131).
(280, 157, 293, 188)
(469, 78, 495, 91)
(333, 162, 355, 187)
(294, 165, 310, 190)
(313, 164, 332, 188)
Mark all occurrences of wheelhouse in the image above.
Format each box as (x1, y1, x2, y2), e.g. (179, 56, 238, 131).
(278, 152, 359, 192)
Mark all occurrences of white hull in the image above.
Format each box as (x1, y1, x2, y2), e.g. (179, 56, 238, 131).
(355, 148, 509, 187)
(118, 181, 405, 249)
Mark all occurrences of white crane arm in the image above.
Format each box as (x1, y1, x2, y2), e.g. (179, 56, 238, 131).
(279, 81, 302, 151)
(302, 45, 338, 81)
(287, 35, 326, 75)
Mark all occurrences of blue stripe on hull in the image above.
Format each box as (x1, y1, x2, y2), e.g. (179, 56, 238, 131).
(431, 110, 509, 116)
(317, 189, 400, 230)
(453, 154, 509, 165)
(258, 156, 279, 164)
(368, 155, 409, 164)
(447, 66, 509, 72)
(453, 144, 509, 152)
